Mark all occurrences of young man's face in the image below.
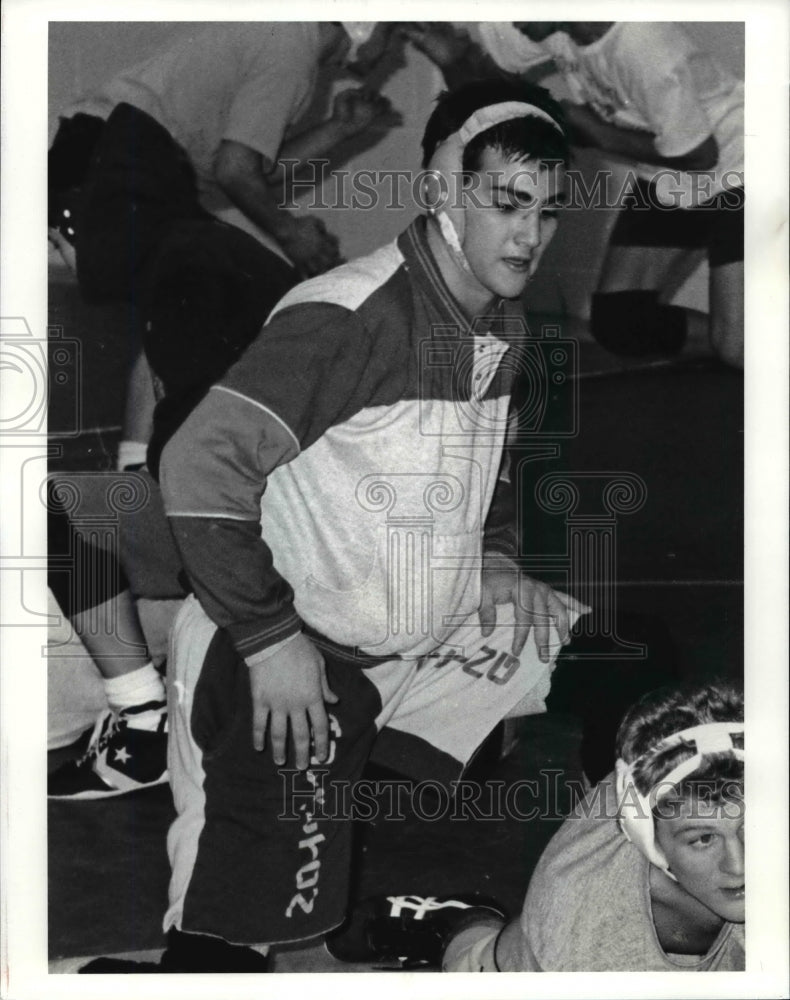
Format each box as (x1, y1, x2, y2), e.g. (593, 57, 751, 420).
(460, 147, 565, 303)
(654, 796, 745, 923)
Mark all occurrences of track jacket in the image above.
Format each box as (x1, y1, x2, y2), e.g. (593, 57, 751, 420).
(160, 216, 526, 661)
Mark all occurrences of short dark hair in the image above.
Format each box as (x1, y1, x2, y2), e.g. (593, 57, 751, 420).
(421, 78, 570, 170)
(616, 680, 744, 805)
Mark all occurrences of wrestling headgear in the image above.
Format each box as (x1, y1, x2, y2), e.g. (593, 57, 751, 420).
(341, 22, 377, 62)
(422, 101, 565, 272)
(615, 721, 745, 879)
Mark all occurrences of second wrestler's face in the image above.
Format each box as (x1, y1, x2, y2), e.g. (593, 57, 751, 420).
(460, 146, 565, 303)
(654, 796, 745, 924)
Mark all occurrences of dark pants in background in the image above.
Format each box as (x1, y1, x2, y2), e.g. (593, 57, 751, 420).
(49, 103, 299, 477)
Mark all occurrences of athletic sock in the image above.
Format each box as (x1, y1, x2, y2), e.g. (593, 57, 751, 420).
(104, 662, 166, 731)
(116, 440, 148, 471)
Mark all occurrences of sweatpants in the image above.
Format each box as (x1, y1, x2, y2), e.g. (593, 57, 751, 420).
(164, 595, 568, 946)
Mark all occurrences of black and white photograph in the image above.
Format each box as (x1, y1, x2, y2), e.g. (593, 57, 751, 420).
(1, 3, 788, 998)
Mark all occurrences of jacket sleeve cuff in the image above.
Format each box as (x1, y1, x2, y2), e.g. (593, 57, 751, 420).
(482, 532, 518, 558)
(244, 630, 302, 668)
(227, 609, 303, 660)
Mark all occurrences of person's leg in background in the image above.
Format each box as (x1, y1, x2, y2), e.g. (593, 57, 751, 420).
(705, 187, 745, 369)
(709, 259, 743, 368)
(590, 180, 744, 368)
(117, 349, 158, 471)
(47, 505, 168, 799)
(48, 113, 105, 272)
(115, 205, 302, 476)
(140, 218, 299, 477)
(56, 103, 301, 478)
(594, 245, 709, 354)
(48, 112, 160, 470)
(590, 179, 711, 361)
(117, 207, 300, 476)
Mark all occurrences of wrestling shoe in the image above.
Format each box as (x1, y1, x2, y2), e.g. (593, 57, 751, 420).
(80, 930, 270, 973)
(48, 701, 168, 800)
(325, 893, 507, 968)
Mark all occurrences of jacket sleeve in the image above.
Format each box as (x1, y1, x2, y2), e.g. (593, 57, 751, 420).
(159, 300, 374, 659)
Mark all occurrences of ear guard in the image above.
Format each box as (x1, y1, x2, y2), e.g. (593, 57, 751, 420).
(422, 101, 564, 272)
(341, 22, 377, 62)
(615, 722, 745, 878)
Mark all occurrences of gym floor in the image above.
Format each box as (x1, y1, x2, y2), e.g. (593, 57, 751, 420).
(47, 261, 743, 973)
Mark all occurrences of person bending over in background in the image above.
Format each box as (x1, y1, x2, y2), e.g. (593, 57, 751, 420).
(410, 21, 744, 368)
(510, 22, 744, 368)
(48, 21, 400, 472)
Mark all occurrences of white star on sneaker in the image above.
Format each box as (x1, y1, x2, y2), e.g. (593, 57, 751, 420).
(113, 746, 132, 764)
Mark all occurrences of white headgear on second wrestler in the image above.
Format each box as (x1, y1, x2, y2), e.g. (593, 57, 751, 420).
(615, 721, 745, 879)
(421, 101, 565, 272)
(341, 22, 377, 62)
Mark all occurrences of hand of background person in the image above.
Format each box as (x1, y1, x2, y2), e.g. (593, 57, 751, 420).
(400, 22, 471, 70)
(331, 87, 403, 140)
(479, 553, 591, 661)
(248, 632, 339, 770)
(280, 215, 342, 277)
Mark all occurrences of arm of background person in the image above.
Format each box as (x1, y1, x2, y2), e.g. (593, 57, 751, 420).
(214, 139, 341, 276)
(271, 87, 401, 188)
(561, 100, 719, 171)
(401, 22, 532, 87)
(567, 23, 722, 171)
(215, 89, 400, 273)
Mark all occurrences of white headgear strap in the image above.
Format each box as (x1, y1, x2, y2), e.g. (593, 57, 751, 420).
(615, 722, 744, 878)
(424, 101, 565, 272)
(342, 22, 377, 61)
